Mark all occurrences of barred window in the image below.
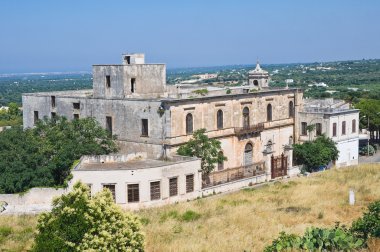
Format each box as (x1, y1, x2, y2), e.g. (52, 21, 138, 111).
(34, 111, 39, 125)
(169, 177, 178, 197)
(217, 110, 223, 129)
(333, 123, 337, 137)
(150, 181, 161, 200)
(316, 123, 322, 136)
(186, 174, 194, 193)
(103, 184, 116, 202)
(141, 119, 149, 137)
(73, 102, 80, 109)
(186, 113, 193, 135)
(127, 184, 140, 203)
(342, 121, 346, 135)
(301, 122, 307, 135)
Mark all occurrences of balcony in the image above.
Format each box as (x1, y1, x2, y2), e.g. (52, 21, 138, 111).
(234, 123, 264, 136)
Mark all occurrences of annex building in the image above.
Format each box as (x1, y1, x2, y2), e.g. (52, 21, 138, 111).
(20, 53, 358, 209)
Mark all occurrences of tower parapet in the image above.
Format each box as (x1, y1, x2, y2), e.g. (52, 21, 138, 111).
(248, 61, 270, 90)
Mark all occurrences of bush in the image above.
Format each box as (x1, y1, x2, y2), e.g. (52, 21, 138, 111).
(359, 145, 375, 156)
(33, 182, 144, 252)
(351, 200, 380, 241)
(293, 135, 339, 172)
(265, 226, 363, 251)
(181, 210, 201, 222)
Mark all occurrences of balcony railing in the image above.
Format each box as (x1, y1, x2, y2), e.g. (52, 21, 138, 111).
(234, 123, 264, 136)
(202, 162, 266, 188)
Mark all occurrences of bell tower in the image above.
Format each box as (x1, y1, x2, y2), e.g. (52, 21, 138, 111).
(248, 61, 270, 90)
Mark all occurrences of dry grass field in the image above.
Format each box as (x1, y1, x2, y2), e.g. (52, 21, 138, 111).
(0, 163, 379, 251)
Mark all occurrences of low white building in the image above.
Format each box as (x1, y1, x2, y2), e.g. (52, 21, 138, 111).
(298, 106, 359, 167)
(70, 153, 202, 210)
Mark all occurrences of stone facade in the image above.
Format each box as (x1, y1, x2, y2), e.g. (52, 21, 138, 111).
(23, 53, 304, 180)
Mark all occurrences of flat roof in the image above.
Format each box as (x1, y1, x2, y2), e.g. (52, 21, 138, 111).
(74, 156, 199, 171)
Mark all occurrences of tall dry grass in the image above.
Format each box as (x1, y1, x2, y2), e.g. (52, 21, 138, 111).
(139, 164, 380, 251)
(0, 164, 379, 251)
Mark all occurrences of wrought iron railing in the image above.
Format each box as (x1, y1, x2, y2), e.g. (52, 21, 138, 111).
(202, 162, 266, 188)
(234, 123, 264, 136)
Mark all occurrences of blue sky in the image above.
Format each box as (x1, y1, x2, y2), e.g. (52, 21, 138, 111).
(0, 0, 379, 73)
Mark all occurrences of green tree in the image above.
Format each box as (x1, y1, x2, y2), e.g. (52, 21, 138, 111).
(0, 116, 118, 193)
(33, 182, 144, 252)
(293, 135, 339, 172)
(177, 128, 226, 175)
(7, 102, 20, 118)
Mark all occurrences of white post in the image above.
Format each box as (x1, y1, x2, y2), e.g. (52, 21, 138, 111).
(349, 189, 355, 206)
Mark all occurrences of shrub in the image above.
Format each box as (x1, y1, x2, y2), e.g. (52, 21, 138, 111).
(359, 145, 375, 156)
(181, 210, 201, 222)
(265, 226, 363, 251)
(33, 182, 144, 252)
(351, 200, 380, 241)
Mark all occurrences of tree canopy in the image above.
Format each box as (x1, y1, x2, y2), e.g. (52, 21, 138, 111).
(293, 135, 339, 172)
(177, 128, 226, 175)
(0, 116, 118, 193)
(33, 182, 145, 252)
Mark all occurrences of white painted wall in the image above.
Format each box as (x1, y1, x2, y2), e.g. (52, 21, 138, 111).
(71, 158, 202, 210)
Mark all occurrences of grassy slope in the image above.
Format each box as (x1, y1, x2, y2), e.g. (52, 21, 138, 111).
(0, 164, 379, 251)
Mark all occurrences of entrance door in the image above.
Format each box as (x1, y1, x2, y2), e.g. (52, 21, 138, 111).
(244, 143, 253, 166)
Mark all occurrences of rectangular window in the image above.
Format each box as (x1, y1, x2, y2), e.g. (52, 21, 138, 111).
(169, 177, 178, 197)
(301, 122, 307, 135)
(106, 116, 112, 135)
(127, 184, 140, 203)
(34, 111, 39, 124)
(51, 96, 56, 108)
(333, 123, 337, 137)
(103, 184, 116, 202)
(150, 181, 161, 201)
(352, 120, 356, 133)
(131, 78, 136, 93)
(342, 121, 346, 135)
(316, 123, 322, 136)
(73, 113, 79, 120)
(186, 174, 194, 193)
(73, 102, 80, 110)
(141, 119, 148, 137)
(106, 75, 111, 88)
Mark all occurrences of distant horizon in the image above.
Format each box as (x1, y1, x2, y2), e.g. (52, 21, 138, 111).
(1, 1, 379, 73)
(0, 57, 379, 76)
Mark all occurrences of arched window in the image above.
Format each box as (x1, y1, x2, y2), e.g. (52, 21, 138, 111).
(289, 101, 294, 118)
(217, 110, 224, 129)
(243, 107, 250, 129)
(266, 140, 273, 152)
(217, 151, 224, 170)
(253, 80, 259, 86)
(186, 113, 193, 135)
(244, 143, 253, 166)
(267, 104, 272, 122)
(289, 136, 293, 145)
(352, 119, 356, 133)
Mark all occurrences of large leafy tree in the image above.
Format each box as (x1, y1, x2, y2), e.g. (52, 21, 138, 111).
(0, 116, 118, 193)
(33, 182, 145, 252)
(293, 135, 339, 172)
(177, 128, 227, 175)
